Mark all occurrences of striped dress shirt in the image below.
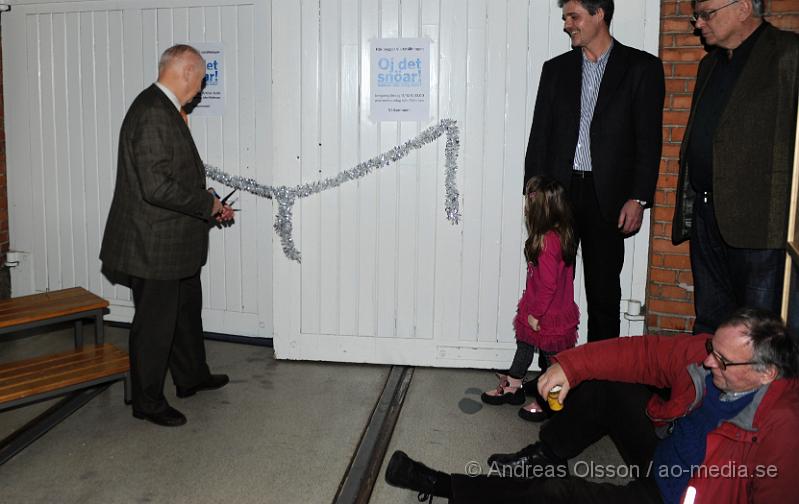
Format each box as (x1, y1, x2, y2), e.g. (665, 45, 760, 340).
(573, 43, 613, 172)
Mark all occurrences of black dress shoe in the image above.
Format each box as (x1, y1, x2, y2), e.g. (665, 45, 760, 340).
(176, 374, 230, 398)
(385, 450, 449, 500)
(487, 442, 568, 478)
(133, 406, 187, 427)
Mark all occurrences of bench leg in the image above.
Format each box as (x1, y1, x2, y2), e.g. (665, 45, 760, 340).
(0, 385, 110, 466)
(94, 310, 105, 345)
(73, 320, 83, 348)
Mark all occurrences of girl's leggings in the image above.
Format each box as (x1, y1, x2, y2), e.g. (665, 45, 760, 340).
(508, 341, 557, 379)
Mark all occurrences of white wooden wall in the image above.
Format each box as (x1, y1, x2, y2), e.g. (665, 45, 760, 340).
(3, 0, 660, 367)
(271, 0, 659, 367)
(2, 0, 273, 338)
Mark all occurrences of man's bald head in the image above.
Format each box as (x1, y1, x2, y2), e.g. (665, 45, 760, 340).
(157, 44, 206, 106)
(158, 45, 203, 76)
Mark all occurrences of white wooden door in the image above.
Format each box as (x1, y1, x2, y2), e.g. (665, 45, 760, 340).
(2, 0, 273, 338)
(272, 0, 659, 367)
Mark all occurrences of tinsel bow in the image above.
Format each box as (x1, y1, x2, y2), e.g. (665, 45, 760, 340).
(205, 119, 460, 262)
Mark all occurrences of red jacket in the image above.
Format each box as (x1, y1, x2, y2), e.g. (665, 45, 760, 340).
(555, 334, 799, 504)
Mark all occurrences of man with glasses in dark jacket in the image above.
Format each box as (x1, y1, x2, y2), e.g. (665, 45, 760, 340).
(672, 0, 799, 334)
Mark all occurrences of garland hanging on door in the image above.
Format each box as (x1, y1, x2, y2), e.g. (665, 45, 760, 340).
(204, 119, 460, 262)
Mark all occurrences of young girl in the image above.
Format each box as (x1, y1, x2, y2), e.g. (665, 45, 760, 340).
(481, 176, 579, 421)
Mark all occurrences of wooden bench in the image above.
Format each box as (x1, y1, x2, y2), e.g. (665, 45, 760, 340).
(0, 287, 110, 347)
(0, 287, 130, 464)
(0, 344, 130, 409)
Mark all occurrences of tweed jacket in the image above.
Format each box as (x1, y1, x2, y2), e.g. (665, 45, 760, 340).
(100, 84, 215, 280)
(524, 40, 665, 222)
(672, 24, 799, 249)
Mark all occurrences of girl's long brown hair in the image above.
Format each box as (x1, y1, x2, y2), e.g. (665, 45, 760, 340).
(524, 176, 577, 266)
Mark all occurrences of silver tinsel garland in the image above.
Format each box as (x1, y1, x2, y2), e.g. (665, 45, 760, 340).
(205, 119, 460, 262)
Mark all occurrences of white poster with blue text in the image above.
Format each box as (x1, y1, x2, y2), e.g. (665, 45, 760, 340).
(370, 38, 430, 121)
(191, 42, 224, 116)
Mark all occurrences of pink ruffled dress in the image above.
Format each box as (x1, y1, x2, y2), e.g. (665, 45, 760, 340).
(513, 230, 579, 352)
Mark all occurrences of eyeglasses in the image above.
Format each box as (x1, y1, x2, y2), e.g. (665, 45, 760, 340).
(690, 0, 739, 24)
(705, 339, 758, 370)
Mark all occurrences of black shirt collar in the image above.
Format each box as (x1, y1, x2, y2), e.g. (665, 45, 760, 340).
(718, 21, 768, 63)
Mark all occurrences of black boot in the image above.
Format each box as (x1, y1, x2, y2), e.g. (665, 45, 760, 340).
(487, 442, 569, 478)
(385, 450, 451, 501)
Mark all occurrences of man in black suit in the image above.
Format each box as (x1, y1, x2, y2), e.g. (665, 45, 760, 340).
(524, 0, 665, 342)
(100, 45, 235, 427)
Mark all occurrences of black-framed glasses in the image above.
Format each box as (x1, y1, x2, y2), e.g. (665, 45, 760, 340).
(705, 339, 757, 370)
(690, 0, 739, 24)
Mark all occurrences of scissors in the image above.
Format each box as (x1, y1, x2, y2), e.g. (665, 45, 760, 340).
(210, 188, 241, 211)
(221, 188, 238, 205)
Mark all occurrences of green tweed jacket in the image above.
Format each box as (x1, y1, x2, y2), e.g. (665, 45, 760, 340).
(672, 23, 799, 249)
(100, 84, 215, 280)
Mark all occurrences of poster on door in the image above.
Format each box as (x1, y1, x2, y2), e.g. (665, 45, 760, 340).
(370, 38, 430, 121)
(190, 42, 224, 116)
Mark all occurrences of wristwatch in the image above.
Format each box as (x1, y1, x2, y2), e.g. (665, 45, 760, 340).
(633, 199, 647, 207)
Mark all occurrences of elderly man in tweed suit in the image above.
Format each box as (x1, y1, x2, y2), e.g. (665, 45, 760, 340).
(101, 44, 235, 427)
(672, 0, 799, 334)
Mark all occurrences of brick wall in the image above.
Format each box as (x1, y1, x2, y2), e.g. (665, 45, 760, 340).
(649, 0, 799, 334)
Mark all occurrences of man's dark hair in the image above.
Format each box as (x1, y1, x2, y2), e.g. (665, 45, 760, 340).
(720, 308, 799, 378)
(557, 0, 614, 26)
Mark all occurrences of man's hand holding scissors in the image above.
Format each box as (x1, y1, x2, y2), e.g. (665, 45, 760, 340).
(209, 187, 238, 223)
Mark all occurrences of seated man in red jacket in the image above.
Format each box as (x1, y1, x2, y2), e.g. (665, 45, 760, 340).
(385, 308, 799, 504)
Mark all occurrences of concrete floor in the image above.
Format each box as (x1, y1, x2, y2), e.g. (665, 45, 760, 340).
(1, 325, 625, 503)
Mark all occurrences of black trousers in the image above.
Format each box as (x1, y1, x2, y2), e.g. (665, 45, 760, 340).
(569, 175, 625, 341)
(129, 272, 212, 414)
(450, 381, 663, 504)
(690, 197, 784, 334)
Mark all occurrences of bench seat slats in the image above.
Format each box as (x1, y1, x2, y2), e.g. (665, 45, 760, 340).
(0, 287, 91, 311)
(0, 345, 128, 381)
(0, 287, 109, 328)
(0, 344, 129, 404)
(0, 360, 129, 403)
(0, 358, 129, 398)
(0, 287, 106, 313)
(0, 296, 107, 320)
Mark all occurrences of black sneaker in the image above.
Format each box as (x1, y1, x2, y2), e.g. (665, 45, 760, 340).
(480, 385, 525, 406)
(486, 442, 569, 479)
(385, 450, 445, 501)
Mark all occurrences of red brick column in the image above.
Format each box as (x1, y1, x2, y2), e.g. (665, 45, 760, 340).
(649, 0, 799, 334)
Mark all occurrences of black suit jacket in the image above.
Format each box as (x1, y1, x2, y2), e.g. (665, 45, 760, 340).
(100, 84, 215, 280)
(524, 40, 665, 223)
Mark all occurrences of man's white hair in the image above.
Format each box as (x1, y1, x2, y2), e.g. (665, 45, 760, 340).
(158, 44, 204, 74)
(695, 0, 764, 16)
